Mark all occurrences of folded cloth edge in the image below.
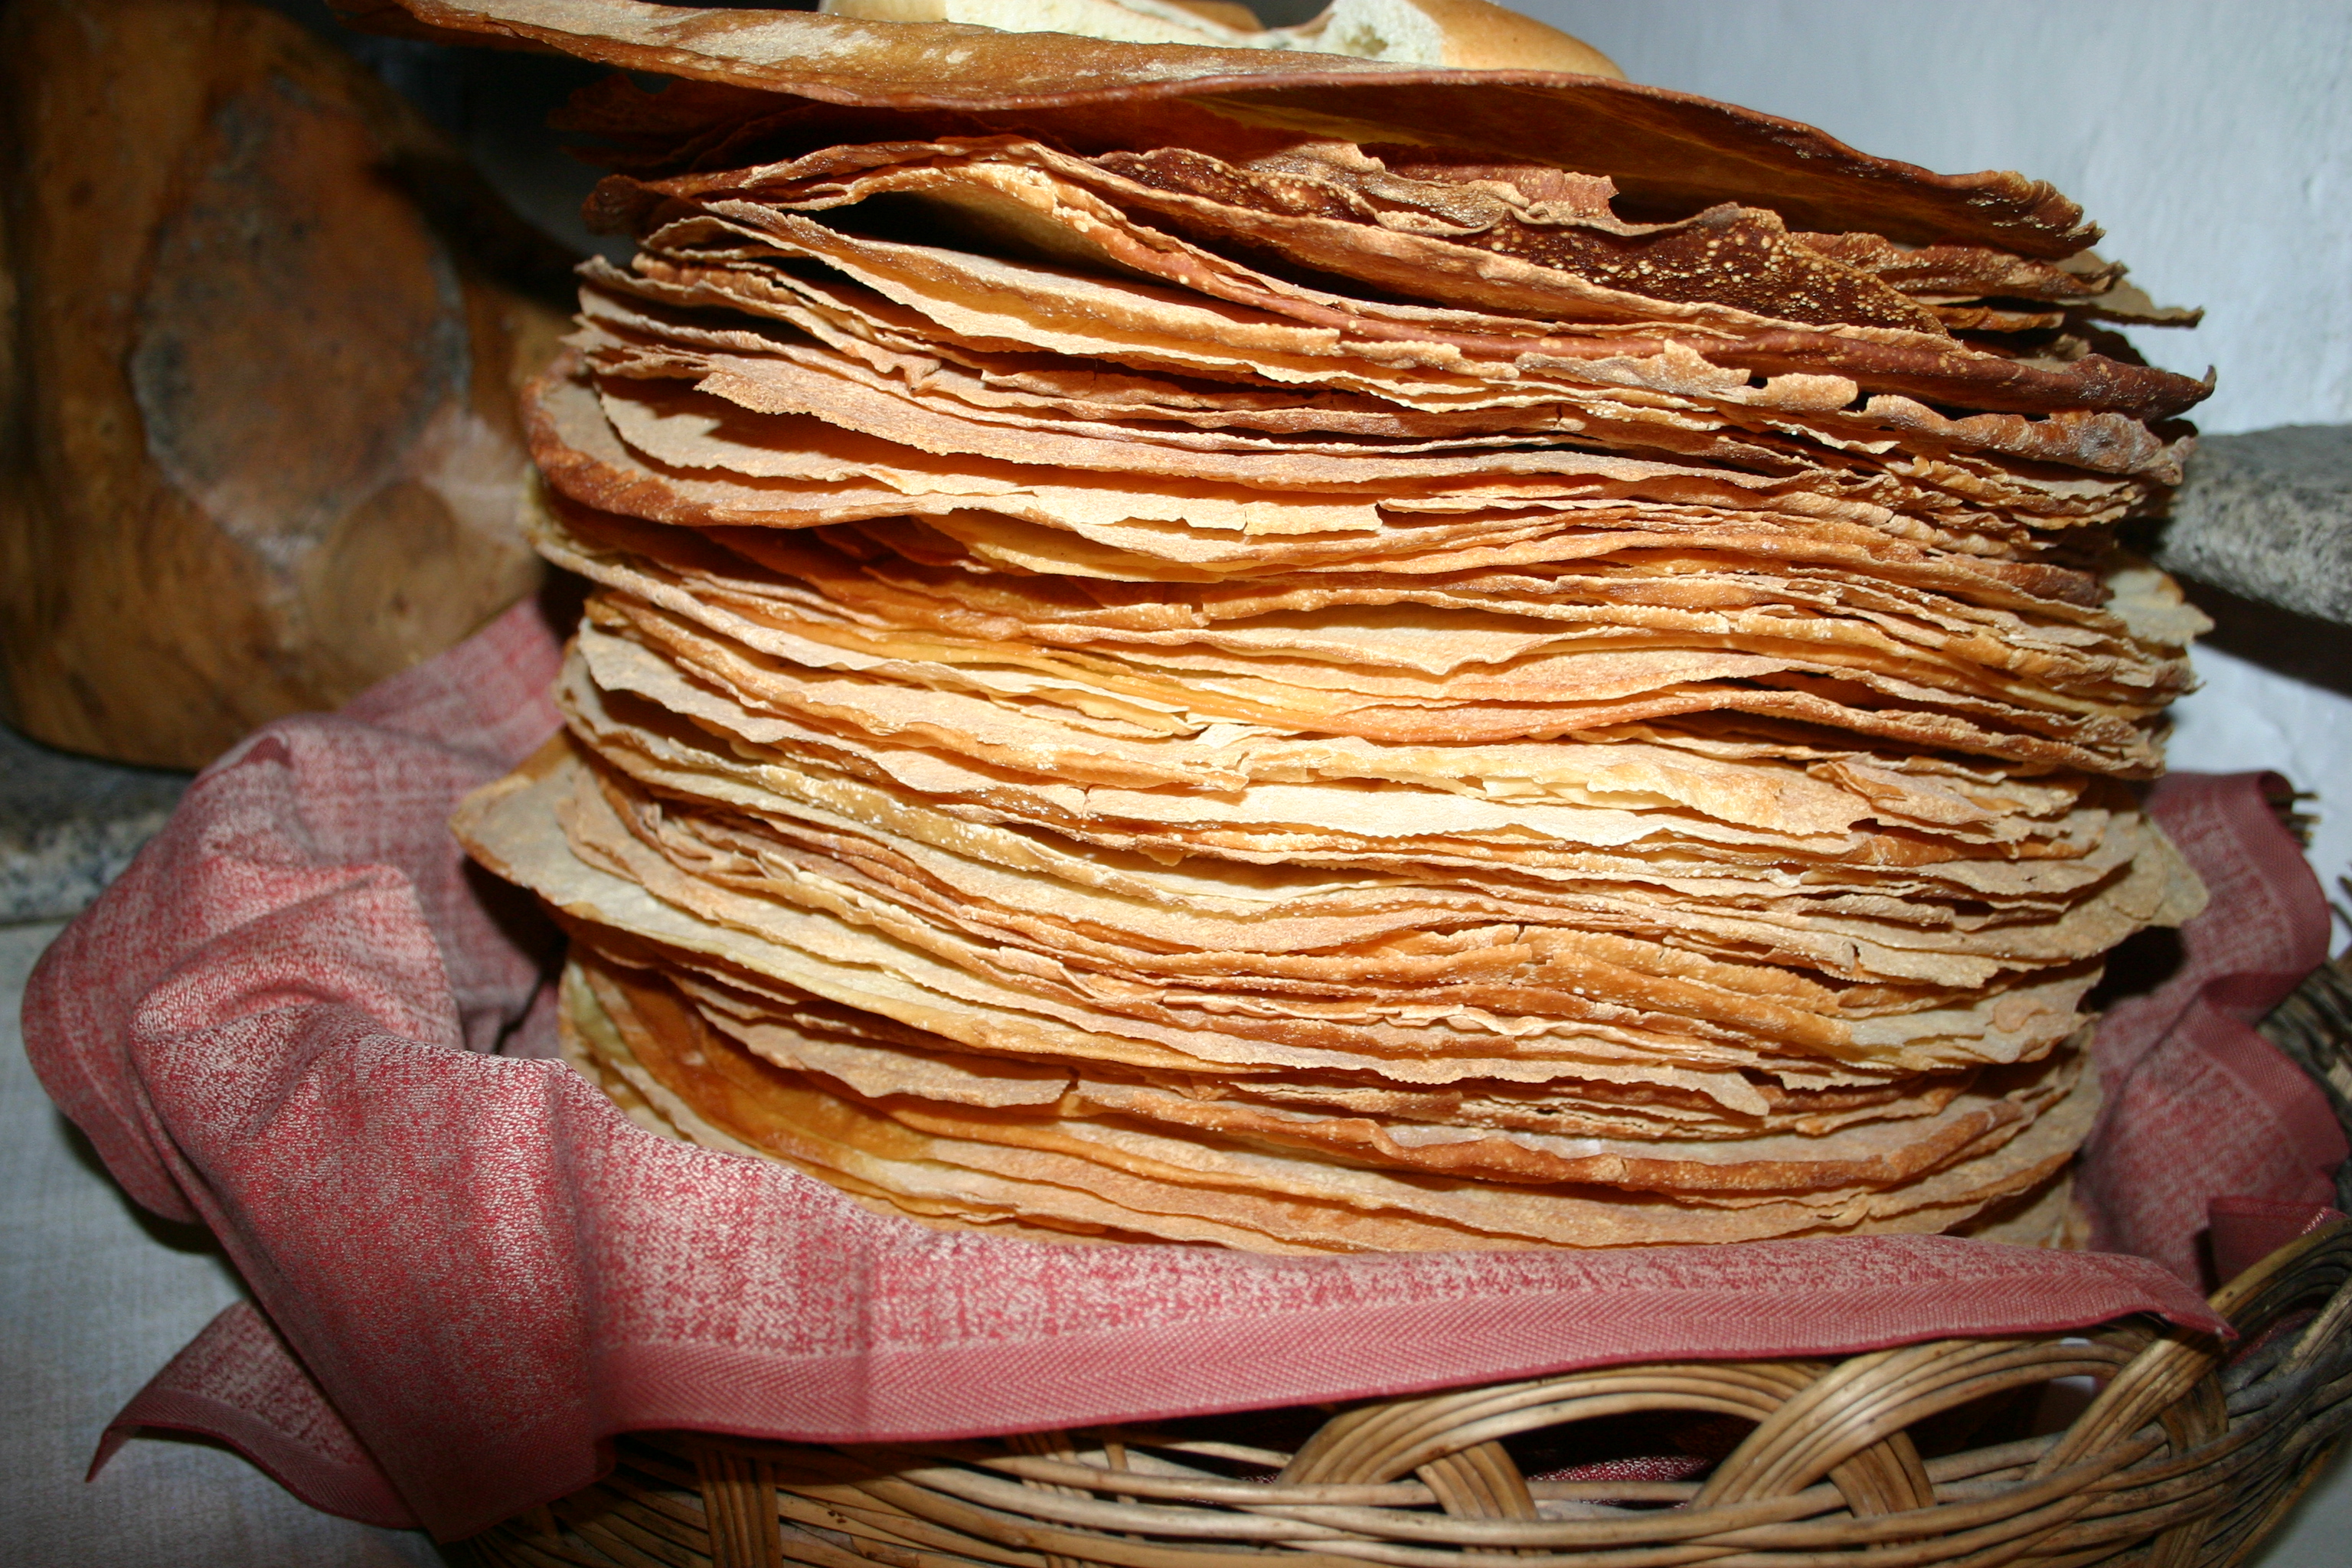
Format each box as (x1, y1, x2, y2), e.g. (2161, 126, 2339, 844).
(90, 1300, 415, 1529)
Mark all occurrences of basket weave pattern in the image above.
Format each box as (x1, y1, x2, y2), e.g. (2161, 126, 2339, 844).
(2261, 955, 2352, 1212)
(450, 1221, 2352, 1568)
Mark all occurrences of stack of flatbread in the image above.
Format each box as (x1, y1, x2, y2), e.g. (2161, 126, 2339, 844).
(440, 0, 2213, 1253)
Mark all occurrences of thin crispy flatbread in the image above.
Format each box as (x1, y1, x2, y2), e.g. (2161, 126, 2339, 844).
(565, 946, 2093, 1250)
(407, 4, 2206, 1250)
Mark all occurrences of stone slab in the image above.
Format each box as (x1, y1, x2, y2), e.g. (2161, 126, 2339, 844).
(0, 724, 190, 924)
(2159, 424, 2352, 629)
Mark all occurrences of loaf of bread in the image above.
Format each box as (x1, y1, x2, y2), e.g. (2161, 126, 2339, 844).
(818, 0, 1624, 74)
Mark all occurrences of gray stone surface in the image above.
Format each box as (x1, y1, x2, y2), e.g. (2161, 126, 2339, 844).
(2159, 424, 2352, 629)
(0, 724, 191, 924)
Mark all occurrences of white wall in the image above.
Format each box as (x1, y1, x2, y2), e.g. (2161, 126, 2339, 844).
(1515, 0, 2352, 941)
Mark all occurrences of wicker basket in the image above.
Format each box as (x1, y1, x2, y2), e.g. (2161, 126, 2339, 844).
(2261, 954, 2352, 1212)
(445, 1212, 2352, 1568)
(443, 951, 2352, 1568)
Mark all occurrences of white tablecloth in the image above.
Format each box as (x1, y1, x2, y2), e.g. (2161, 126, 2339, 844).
(5, 917, 2345, 1566)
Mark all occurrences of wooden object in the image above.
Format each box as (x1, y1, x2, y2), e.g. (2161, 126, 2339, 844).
(0, 0, 567, 768)
(446, 1217, 2352, 1568)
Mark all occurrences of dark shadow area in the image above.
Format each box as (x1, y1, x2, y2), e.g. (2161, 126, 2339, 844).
(260, 0, 632, 260)
(2086, 923, 2187, 1013)
(2193, 1225, 2221, 1295)
(1505, 1410, 1730, 1485)
(465, 857, 567, 989)
(388, 148, 586, 309)
(536, 563, 592, 642)
(54, 1111, 231, 1259)
(2175, 578, 2352, 701)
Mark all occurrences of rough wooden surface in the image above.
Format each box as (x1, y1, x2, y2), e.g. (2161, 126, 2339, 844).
(0, 0, 566, 769)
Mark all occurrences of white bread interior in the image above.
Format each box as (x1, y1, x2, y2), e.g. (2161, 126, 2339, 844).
(818, 0, 1625, 77)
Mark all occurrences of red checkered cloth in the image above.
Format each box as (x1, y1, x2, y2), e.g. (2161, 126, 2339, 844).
(24, 600, 2343, 1540)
